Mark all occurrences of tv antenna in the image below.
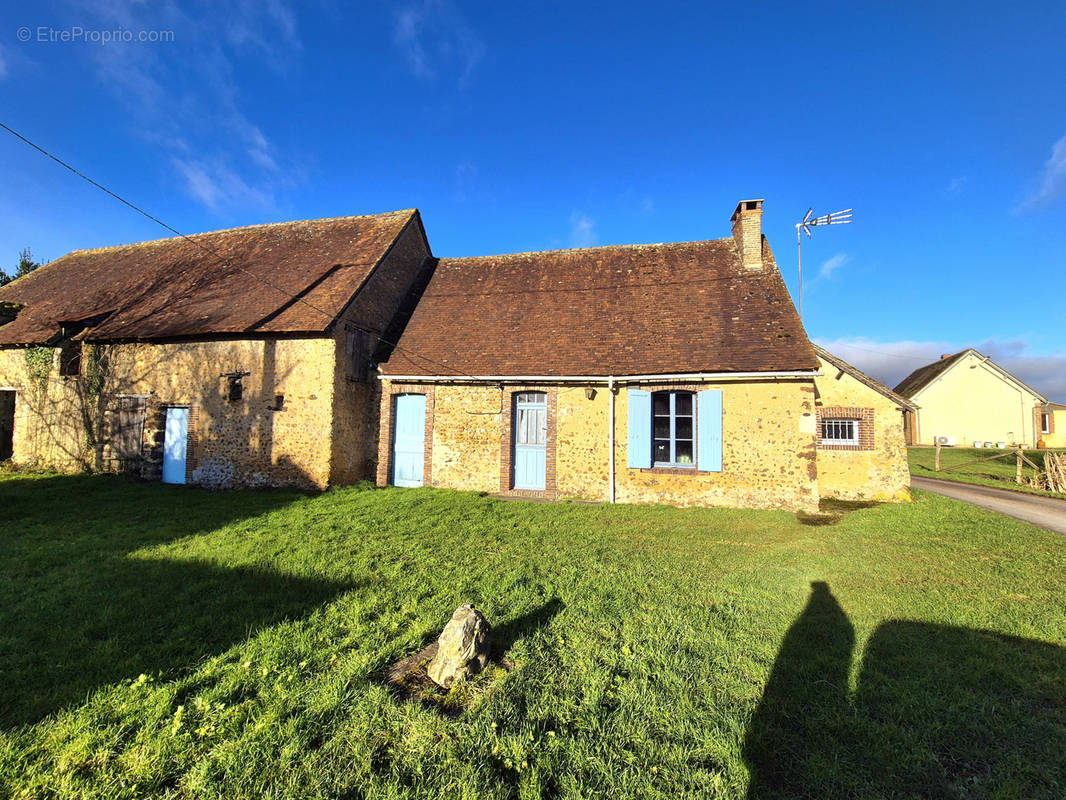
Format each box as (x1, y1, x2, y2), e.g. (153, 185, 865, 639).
(795, 207, 852, 320)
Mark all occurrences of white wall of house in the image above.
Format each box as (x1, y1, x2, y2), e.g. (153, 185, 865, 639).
(912, 352, 1043, 446)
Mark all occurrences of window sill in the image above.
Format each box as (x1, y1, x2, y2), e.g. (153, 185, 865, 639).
(639, 466, 709, 475)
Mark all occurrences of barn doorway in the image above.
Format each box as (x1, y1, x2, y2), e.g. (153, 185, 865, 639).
(0, 391, 14, 461)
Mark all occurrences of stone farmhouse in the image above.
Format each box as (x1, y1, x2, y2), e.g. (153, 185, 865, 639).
(0, 199, 911, 508)
(376, 200, 911, 510)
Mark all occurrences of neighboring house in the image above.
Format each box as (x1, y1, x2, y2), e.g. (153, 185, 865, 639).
(894, 349, 1047, 448)
(376, 200, 909, 511)
(0, 210, 433, 488)
(1037, 402, 1066, 448)
(812, 345, 915, 502)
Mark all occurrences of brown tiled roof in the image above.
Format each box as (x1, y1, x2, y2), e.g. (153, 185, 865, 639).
(0, 210, 418, 344)
(893, 351, 968, 397)
(813, 344, 917, 410)
(895, 348, 1046, 401)
(381, 237, 818, 377)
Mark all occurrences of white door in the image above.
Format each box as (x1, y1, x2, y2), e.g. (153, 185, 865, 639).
(163, 407, 189, 485)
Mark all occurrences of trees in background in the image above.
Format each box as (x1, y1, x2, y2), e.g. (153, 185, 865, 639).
(0, 249, 41, 286)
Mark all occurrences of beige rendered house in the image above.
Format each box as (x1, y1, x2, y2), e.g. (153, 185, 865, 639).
(894, 349, 1047, 448)
(1036, 402, 1066, 448)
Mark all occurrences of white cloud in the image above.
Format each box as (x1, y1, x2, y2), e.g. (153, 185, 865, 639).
(569, 213, 597, 248)
(172, 158, 273, 213)
(818, 252, 849, 281)
(393, 0, 485, 84)
(814, 336, 1066, 400)
(1018, 133, 1066, 210)
(944, 176, 967, 197)
(72, 0, 302, 213)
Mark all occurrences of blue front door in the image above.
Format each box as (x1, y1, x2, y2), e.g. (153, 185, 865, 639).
(513, 392, 547, 490)
(162, 407, 188, 485)
(392, 394, 426, 487)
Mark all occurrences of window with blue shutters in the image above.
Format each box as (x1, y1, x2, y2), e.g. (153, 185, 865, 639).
(628, 387, 723, 472)
(653, 391, 695, 467)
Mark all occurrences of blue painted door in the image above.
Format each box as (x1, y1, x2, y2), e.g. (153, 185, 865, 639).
(392, 394, 426, 487)
(513, 392, 547, 490)
(162, 407, 189, 485)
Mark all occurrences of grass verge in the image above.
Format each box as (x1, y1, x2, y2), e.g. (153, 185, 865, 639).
(909, 446, 1066, 499)
(2, 471, 1065, 798)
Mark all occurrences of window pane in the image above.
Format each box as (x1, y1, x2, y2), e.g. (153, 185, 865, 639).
(676, 441, 693, 463)
(653, 393, 669, 415)
(534, 409, 546, 444)
(654, 417, 671, 438)
(675, 393, 692, 415)
(518, 409, 530, 448)
(821, 419, 858, 443)
(675, 417, 692, 440)
(654, 440, 670, 462)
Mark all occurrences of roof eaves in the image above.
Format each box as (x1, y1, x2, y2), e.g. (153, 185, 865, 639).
(813, 344, 918, 410)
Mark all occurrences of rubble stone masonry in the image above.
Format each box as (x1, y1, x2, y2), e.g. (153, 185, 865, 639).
(377, 378, 821, 512)
(0, 336, 350, 489)
(813, 354, 911, 502)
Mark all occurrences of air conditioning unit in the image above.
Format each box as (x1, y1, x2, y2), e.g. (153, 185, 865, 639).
(935, 435, 955, 446)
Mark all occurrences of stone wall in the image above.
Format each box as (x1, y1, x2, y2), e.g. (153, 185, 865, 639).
(329, 220, 432, 484)
(0, 337, 336, 489)
(813, 355, 911, 502)
(377, 378, 821, 512)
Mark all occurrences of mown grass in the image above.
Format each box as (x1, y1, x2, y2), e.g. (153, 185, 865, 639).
(1, 470, 1065, 798)
(909, 446, 1066, 499)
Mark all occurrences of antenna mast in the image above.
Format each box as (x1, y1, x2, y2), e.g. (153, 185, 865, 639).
(795, 207, 853, 320)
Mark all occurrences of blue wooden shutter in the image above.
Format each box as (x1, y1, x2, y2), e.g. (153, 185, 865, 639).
(697, 389, 723, 472)
(627, 389, 651, 469)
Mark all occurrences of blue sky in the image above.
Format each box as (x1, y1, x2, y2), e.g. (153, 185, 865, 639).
(1, 1, 1064, 396)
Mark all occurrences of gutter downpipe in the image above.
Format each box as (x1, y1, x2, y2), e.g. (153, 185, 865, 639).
(608, 376, 616, 504)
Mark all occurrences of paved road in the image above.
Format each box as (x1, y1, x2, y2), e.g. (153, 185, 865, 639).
(911, 476, 1066, 535)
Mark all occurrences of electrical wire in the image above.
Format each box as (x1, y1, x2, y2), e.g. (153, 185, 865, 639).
(0, 120, 485, 382)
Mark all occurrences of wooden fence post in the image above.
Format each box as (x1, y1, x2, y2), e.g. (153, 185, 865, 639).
(1016, 446, 1024, 484)
(935, 442, 941, 472)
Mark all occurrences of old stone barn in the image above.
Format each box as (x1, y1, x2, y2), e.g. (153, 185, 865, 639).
(0, 210, 431, 489)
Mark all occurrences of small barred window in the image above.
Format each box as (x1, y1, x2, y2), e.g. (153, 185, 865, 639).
(820, 418, 859, 446)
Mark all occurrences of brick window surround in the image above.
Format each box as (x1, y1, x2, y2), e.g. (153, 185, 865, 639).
(499, 386, 558, 498)
(816, 406, 874, 451)
(1041, 412, 1054, 436)
(376, 383, 435, 488)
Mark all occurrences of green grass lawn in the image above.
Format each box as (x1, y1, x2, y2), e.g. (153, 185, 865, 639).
(2, 471, 1065, 799)
(909, 446, 1066, 499)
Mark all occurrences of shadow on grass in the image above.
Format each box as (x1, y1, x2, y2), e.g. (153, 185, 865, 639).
(492, 597, 565, 660)
(744, 582, 1066, 798)
(0, 473, 352, 728)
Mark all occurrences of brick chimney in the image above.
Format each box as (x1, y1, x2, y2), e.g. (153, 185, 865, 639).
(731, 199, 765, 270)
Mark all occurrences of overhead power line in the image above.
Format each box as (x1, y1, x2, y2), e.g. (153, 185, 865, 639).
(0, 120, 480, 381)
